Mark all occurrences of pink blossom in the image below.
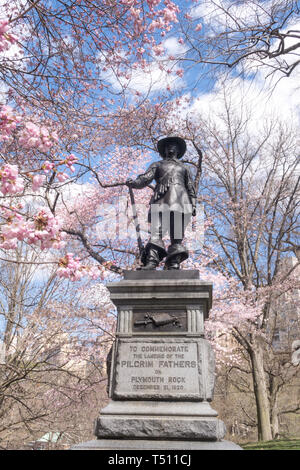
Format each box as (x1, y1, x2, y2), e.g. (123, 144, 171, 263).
(0, 20, 9, 35)
(0, 164, 24, 195)
(163, 8, 178, 23)
(51, 130, 59, 142)
(153, 44, 164, 56)
(129, 7, 141, 20)
(146, 0, 161, 9)
(19, 122, 59, 152)
(65, 153, 78, 173)
(0, 237, 18, 249)
(195, 23, 202, 32)
(57, 253, 83, 281)
(42, 161, 55, 173)
(25, 208, 64, 250)
(0, 19, 18, 53)
(148, 18, 165, 32)
(0, 105, 21, 141)
(56, 172, 69, 182)
(2, 218, 30, 241)
(32, 174, 46, 191)
(87, 266, 101, 280)
(7, 33, 17, 44)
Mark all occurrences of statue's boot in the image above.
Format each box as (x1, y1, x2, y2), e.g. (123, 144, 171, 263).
(140, 241, 167, 270)
(164, 243, 188, 270)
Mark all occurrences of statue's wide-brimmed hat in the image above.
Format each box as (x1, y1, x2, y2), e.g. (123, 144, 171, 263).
(157, 136, 187, 159)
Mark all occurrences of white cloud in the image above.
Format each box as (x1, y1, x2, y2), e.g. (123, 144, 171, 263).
(109, 61, 183, 94)
(191, 0, 274, 30)
(163, 36, 188, 56)
(190, 70, 299, 131)
(187, 10, 300, 134)
(190, 1, 300, 86)
(175, 68, 298, 188)
(97, 37, 187, 95)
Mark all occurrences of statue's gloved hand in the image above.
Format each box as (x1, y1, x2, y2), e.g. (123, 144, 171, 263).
(126, 178, 134, 187)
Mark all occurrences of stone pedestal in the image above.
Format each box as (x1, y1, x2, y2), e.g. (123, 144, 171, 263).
(85, 270, 241, 450)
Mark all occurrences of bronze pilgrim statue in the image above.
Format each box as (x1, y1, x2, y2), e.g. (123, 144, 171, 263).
(126, 136, 197, 270)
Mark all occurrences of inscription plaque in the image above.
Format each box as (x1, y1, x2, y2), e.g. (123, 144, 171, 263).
(113, 340, 201, 400)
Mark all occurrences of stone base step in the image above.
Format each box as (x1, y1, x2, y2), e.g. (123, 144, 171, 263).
(71, 439, 242, 450)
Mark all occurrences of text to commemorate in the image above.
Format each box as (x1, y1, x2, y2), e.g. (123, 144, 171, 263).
(115, 341, 200, 398)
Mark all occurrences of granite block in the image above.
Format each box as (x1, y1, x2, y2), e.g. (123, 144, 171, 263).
(71, 439, 242, 450)
(123, 270, 200, 280)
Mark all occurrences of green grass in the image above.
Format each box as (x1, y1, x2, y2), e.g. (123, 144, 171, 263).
(241, 438, 300, 450)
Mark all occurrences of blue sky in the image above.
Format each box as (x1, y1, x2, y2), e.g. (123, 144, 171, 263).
(94, 0, 300, 137)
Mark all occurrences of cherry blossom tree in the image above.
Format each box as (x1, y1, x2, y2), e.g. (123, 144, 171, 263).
(3, 1, 181, 100)
(0, 1, 186, 280)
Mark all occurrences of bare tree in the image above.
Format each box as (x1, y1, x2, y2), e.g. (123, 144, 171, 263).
(0, 245, 113, 448)
(178, 0, 300, 81)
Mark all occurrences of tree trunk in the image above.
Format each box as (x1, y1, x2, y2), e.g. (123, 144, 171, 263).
(250, 343, 273, 441)
(269, 383, 281, 439)
(271, 408, 280, 439)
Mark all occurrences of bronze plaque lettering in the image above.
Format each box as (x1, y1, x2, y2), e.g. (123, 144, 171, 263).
(113, 341, 200, 399)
